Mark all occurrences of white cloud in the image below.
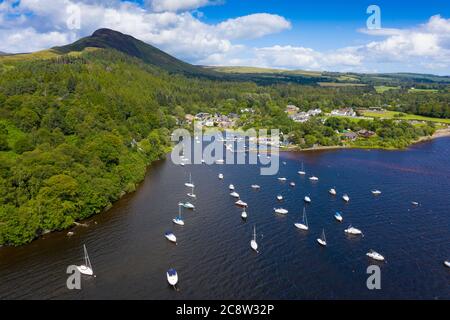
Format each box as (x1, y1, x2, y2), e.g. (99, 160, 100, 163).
(146, 0, 220, 12)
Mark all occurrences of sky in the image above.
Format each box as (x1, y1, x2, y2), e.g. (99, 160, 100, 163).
(0, 0, 449, 74)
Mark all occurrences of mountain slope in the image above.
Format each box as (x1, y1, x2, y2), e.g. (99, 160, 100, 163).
(53, 28, 220, 78)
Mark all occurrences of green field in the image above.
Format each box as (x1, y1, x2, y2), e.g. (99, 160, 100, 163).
(361, 110, 450, 124)
(408, 88, 439, 93)
(318, 82, 367, 87)
(374, 85, 400, 93)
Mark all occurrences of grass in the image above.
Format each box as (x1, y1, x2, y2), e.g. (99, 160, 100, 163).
(408, 88, 439, 93)
(0, 47, 99, 63)
(361, 110, 450, 124)
(318, 82, 367, 87)
(374, 85, 400, 93)
(209, 66, 324, 77)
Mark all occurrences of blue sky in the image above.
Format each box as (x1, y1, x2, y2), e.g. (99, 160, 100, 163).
(1, 0, 449, 74)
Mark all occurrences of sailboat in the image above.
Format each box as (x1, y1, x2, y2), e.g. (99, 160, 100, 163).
(250, 225, 258, 252)
(184, 173, 195, 188)
(342, 194, 350, 202)
(164, 231, 177, 243)
(173, 204, 185, 226)
(294, 207, 309, 230)
(241, 209, 248, 219)
(230, 191, 240, 198)
(371, 190, 382, 195)
(251, 184, 260, 190)
(290, 182, 296, 187)
(366, 250, 385, 262)
(334, 211, 343, 222)
(274, 208, 288, 215)
(229, 184, 235, 190)
(167, 268, 178, 287)
(187, 185, 196, 198)
(218, 173, 224, 179)
(298, 162, 306, 175)
(309, 176, 319, 181)
(235, 199, 248, 207)
(444, 261, 450, 268)
(76, 244, 94, 276)
(344, 225, 362, 235)
(182, 202, 195, 210)
(277, 195, 283, 201)
(278, 177, 287, 182)
(304, 196, 311, 203)
(317, 229, 327, 246)
(329, 188, 337, 196)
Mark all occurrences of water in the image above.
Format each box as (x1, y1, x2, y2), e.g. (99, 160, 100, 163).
(1, 138, 449, 299)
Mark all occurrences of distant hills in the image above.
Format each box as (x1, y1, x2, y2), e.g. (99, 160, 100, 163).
(1, 28, 449, 86)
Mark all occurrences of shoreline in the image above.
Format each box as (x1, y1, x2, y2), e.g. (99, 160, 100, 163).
(280, 128, 450, 153)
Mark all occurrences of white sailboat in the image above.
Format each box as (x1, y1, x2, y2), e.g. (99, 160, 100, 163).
(277, 195, 283, 201)
(334, 211, 343, 222)
(317, 229, 327, 246)
(164, 231, 177, 243)
(304, 196, 311, 203)
(76, 244, 94, 276)
(274, 208, 288, 215)
(278, 177, 287, 182)
(230, 191, 240, 198)
(371, 190, 382, 195)
(290, 182, 296, 187)
(329, 188, 337, 196)
(182, 202, 195, 210)
(294, 207, 309, 230)
(167, 268, 178, 287)
(187, 185, 196, 198)
(235, 199, 248, 207)
(184, 173, 195, 188)
(309, 176, 319, 181)
(444, 261, 450, 268)
(250, 225, 258, 252)
(173, 204, 185, 226)
(366, 250, 385, 262)
(229, 184, 235, 190)
(218, 173, 224, 179)
(344, 225, 362, 235)
(342, 194, 350, 202)
(298, 162, 306, 175)
(241, 209, 248, 219)
(251, 184, 260, 190)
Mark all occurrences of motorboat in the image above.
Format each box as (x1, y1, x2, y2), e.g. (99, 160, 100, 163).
(334, 211, 343, 222)
(304, 196, 311, 203)
(366, 250, 385, 262)
(342, 194, 350, 202)
(329, 188, 337, 196)
(344, 225, 362, 235)
(277, 195, 283, 201)
(230, 191, 240, 198)
(274, 208, 288, 215)
(164, 231, 177, 243)
(167, 268, 178, 286)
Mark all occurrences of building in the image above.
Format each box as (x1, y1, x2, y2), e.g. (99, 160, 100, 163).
(357, 129, 375, 138)
(331, 108, 356, 117)
(185, 114, 195, 124)
(285, 105, 300, 115)
(342, 132, 358, 141)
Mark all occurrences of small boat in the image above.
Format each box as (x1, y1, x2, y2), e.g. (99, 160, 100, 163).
(230, 191, 240, 198)
(218, 173, 224, 179)
(164, 231, 177, 243)
(76, 244, 94, 276)
(183, 202, 195, 210)
(366, 250, 385, 262)
(67, 231, 75, 237)
(411, 201, 419, 206)
(334, 211, 343, 222)
(180, 162, 185, 167)
(444, 261, 450, 268)
(274, 208, 288, 215)
(167, 268, 178, 286)
(173, 205, 185, 226)
(184, 173, 195, 188)
(329, 188, 337, 196)
(282, 161, 287, 165)
(187, 185, 196, 198)
(290, 182, 296, 187)
(277, 195, 283, 201)
(298, 162, 306, 175)
(317, 229, 327, 246)
(309, 176, 319, 181)
(229, 184, 235, 190)
(241, 209, 248, 219)
(251, 184, 260, 190)
(342, 194, 350, 202)
(235, 200, 248, 207)
(294, 207, 309, 230)
(250, 225, 258, 252)
(304, 196, 311, 203)
(215, 159, 224, 164)
(344, 225, 362, 235)
(278, 177, 287, 182)
(371, 190, 382, 195)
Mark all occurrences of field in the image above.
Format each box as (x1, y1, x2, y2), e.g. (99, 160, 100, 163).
(374, 85, 400, 93)
(408, 88, 439, 93)
(361, 110, 450, 124)
(318, 82, 367, 87)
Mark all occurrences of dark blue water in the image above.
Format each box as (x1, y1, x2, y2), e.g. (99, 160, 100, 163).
(0, 138, 449, 299)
